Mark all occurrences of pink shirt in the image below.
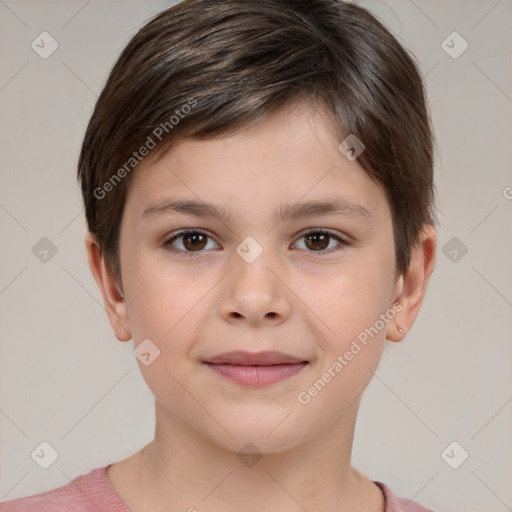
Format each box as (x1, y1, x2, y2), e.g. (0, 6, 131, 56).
(0, 465, 434, 511)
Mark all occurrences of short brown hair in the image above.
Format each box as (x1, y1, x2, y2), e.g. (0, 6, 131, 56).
(77, 0, 437, 287)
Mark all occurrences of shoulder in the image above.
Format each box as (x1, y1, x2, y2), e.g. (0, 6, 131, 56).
(374, 481, 435, 512)
(0, 466, 128, 512)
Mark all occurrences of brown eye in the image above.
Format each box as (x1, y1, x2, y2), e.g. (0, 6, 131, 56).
(164, 229, 349, 256)
(293, 229, 348, 254)
(182, 232, 207, 251)
(304, 232, 330, 251)
(164, 230, 218, 254)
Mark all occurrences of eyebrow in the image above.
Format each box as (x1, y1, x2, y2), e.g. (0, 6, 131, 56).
(142, 197, 373, 224)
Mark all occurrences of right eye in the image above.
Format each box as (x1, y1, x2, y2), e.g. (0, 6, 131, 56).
(163, 229, 220, 255)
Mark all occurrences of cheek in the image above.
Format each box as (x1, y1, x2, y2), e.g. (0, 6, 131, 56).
(125, 267, 208, 412)
(128, 281, 204, 352)
(300, 250, 393, 382)
(123, 246, 205, 338)
(307, 257, 392, 336)
(295, 265, 389, 419)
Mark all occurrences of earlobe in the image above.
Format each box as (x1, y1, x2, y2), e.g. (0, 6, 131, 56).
(386, 225, 437, 342)
(84, 232, 132, 341)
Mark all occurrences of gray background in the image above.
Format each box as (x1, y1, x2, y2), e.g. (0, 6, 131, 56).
(1, 1, 511, 510)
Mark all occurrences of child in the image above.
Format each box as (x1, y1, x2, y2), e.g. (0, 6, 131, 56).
(1, 0, 437, 510)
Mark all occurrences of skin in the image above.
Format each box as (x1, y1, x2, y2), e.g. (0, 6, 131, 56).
(86, 98, 436, 512)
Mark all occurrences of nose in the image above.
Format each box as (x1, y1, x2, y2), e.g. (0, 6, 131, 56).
(218, 244, 291, 327)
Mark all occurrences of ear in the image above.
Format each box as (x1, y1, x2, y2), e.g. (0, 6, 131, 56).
(386, 224, 437, 342)
(84, 231, 132, 342)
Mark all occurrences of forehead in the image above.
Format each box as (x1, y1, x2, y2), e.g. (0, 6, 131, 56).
(123, 99, 390, 228)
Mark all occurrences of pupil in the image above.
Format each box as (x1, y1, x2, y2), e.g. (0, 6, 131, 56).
(185, 233, 206, 251)
(307, 233, 328, 250)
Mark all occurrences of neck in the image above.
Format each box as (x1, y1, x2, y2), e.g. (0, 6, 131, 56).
(108, 399, 384, 512)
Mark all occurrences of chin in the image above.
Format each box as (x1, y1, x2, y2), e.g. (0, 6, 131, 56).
(203, 404, 309, 455)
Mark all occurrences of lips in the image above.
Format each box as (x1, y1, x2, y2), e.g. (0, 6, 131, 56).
(204, 350, 307, 366)
(204, 351, 309, 387)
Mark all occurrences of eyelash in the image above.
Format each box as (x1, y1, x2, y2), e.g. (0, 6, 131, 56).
(163, 228, 351, 256)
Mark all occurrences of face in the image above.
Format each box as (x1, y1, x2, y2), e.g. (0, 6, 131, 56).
(115, 99, 403, 453)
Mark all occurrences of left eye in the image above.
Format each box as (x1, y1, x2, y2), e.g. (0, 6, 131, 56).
(292, 229, 347, 253)
(163, 229, 348, 255)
